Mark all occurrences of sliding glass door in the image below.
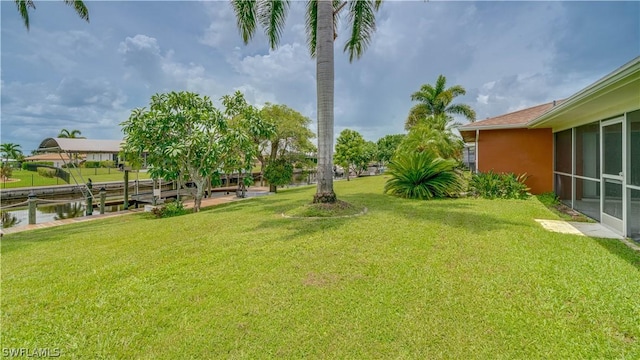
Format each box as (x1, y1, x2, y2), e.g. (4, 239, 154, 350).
(601, 118, 624, 233)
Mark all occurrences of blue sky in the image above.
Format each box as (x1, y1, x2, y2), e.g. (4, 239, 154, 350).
(1, 1, 639, 153)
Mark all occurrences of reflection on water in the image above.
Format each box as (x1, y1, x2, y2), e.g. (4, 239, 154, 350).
(39, 202, 85, 220)
(1, 211, 21, 228)
(1, 201, 125, 229)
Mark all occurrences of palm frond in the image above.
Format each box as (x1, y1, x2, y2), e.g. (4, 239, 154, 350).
(448, 84, 466, 97)
(405, 103, 430, 130)
(231, 0, 259, 44)
(258, 0, 290, 50)
(434, 74, 447, 94)
(15, 0, 35, 30)
(343, 0, 379, 62)
(305, 0, 318, 57)
(445, 104, 476, 122)
(63, 0, 89, 22)
(384, 151, 464, 200)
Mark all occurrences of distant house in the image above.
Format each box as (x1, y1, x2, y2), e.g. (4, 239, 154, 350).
(37, 138, 123, 166)
(459, 101, 561, 194)
(24, 153, 81, 168)
(460, 56, 640, 239)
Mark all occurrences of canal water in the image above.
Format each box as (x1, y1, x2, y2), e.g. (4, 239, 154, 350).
(1, 201, 128, 230)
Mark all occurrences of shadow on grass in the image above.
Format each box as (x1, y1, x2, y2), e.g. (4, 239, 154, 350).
(250, 211, 351, 242)
(248, 191, 535, 242)
(339, 192, 532, 233)
(593, 238, 640, 271)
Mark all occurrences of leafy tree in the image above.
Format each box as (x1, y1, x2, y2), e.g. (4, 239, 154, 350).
(405, 74, 476, 130)
(121, 91, 231, 212)
(384, 151, 464, 200)
(1, 163, 13, 181)
(397, 115, 464, 161)
(231, 0, 383, 203)
(334, 129, 368, 181)
(359, 141, 377, 174)
(1, 143, 23, 164)
(221, 91, 276, 197)
(258, 103, 316, 191)
(376, 134, 405, 167)
(58, 129, 84, 138)
(15, 0, 89, 31)
(263, 158, 294, 193)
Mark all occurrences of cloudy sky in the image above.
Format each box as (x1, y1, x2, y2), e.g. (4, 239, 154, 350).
(1, 1, 638, 153)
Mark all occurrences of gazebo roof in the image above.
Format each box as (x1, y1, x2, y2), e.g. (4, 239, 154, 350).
(37, 138, 123, 154)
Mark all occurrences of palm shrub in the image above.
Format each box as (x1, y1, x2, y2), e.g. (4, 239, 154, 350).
(469, 171, 530, 199)
(384, 151, 465, 200)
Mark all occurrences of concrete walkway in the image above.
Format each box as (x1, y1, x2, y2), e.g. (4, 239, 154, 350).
(1, 187, 270, 236)
(535, 219, 623, 239)
(536, 219, 640, 251)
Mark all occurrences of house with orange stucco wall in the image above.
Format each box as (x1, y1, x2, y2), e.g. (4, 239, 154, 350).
(459, 101, 560, 195)
(459, 56, 640, 240)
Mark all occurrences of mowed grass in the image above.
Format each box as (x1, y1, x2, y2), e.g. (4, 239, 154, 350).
(2, 176, 639, 358)
(1, 168, 150, 189)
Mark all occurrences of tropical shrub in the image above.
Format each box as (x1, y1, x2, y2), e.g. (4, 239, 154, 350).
(151, 200, 188, 218)
(101, 160, 115, 168)
(384, 151, 464, 200)
(396, 114, 465, 161)
(37, 168, 56, 178)
(469, 171, 530, 199)
(83, 161, 101, 168)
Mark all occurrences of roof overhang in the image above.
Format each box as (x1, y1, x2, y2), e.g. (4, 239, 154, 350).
(38, 138, 124, 153)
(529, 56, 640, 131)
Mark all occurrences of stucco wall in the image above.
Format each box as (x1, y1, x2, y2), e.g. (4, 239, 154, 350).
(478, 128, 553, 194)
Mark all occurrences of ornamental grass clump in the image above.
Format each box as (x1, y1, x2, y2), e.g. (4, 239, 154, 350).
(384, 151, 464, 200)
(469, 171, 530, 199)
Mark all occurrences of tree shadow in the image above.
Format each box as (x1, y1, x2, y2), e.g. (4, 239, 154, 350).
(592, 238, 640, 271)
(338, 191, 533, 233)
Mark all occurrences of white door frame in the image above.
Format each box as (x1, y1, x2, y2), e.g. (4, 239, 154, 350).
(600, 116, 626, 235)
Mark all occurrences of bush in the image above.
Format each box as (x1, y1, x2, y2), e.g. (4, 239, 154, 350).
(22, 162, 53, 170)
(151, 200, 188, 218)
(469, 171, 530, 199)
(384, 151, 465, 200)
(264, 159, 294, 190)
(101, 160, 115, 168)
(37, 168, 56, 178)
(83, 161, 101, 168)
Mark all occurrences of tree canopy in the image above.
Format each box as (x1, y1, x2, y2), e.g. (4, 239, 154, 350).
(334, 129, 373, 181)
(258, 103, 316, 191)
(405, 74, 476, 130)
(121, 91, 231, 212)
(376, 134, 405, 166)
(58, 129, 83, 138)
(1, 143, 23, 163)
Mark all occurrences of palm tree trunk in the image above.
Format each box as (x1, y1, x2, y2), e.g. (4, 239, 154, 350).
(313, 0, 336, 204)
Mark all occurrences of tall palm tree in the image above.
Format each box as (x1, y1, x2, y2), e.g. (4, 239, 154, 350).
(405, 74, 476, 130)
(15, 0, 89, 31)
(231, 0, 382, 203)
(58, 128, 83, 138)
(0, 143, 23, 164)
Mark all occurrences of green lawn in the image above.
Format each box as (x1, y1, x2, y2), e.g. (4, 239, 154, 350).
(2, 176, 639, 358)
(1, 168, 151, 189)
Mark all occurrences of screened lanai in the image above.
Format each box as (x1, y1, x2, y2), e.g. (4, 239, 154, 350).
(530, 56, 640, 239)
